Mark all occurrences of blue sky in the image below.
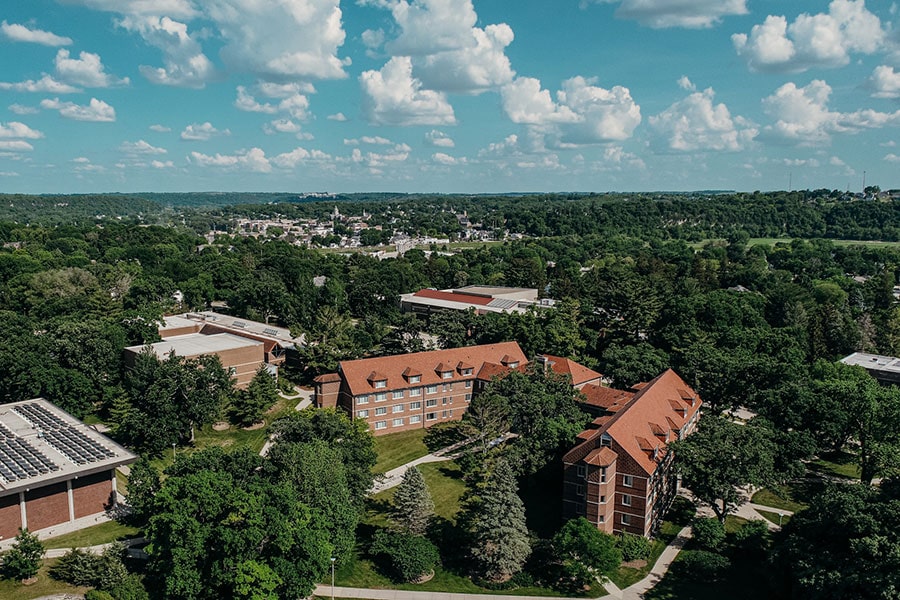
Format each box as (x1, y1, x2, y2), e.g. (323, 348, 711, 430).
(1, 0, 899, 194)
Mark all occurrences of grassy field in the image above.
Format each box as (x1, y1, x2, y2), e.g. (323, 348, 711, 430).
(751, 484, 810, 513)
(809, 451, 861, 480)
(755, 509, 791, 527)
(373, 429, 430, 474)
(43, 521, 141, 550)
(0, 559, 89, 600)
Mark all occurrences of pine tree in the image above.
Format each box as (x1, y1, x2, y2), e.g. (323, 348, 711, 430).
(465, 459, 531, 582)
(391, 466, 435, 536)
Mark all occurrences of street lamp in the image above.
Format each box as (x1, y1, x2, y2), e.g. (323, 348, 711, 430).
(330, 556, 336, 600)
(172, 443, 176, 461)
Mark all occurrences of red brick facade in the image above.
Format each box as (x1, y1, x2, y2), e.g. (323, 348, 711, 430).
(24, 482, 69, 532)
(0, 493, 21, 541)
(72, 471, 114, 519)
(563, 370, 700, 537)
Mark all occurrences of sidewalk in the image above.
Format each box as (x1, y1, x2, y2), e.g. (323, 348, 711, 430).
(607, 526, 692, 599)
(313, 584, 577, 600)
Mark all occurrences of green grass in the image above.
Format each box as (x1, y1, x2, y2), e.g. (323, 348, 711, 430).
(43, 521, 141, 550)
(755, 509, 791, 527)
(809, 451, 861, 480)
(609, 521, 683, 589)
(0, 559, 89, 600)
(724, 515, 750, 534)
(751, 486, 808, 513)
(370, 461, 466, 522)
(373, 429, 429, 474)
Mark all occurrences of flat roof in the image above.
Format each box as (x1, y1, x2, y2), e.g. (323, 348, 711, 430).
(841, 352, 900, 373)
(127, 332, 263, 359)
(169, 312, 303, 348)
(159, 315, 198, 331)
(0, 399, 137, 496)
(456, 285, 536, 297)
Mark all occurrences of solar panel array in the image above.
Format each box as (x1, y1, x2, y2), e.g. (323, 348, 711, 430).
(263, 328, 279, 336)
(14, 402, 67, 430)
(0, 436, 59, 483)
(12, 402, 116, 466)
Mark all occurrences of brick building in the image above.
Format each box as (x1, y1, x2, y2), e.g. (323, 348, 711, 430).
(0, 399, 137, 545)
(314, 342, 528, 435)
(400, 286, 555, 316)
(562, 370, 701, 537)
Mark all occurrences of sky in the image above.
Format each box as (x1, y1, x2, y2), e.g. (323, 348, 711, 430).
(1, 0, 899, 194)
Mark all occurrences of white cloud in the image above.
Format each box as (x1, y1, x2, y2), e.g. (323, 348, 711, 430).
(596, 145, 646, 170)
(265, 119, 302, 134)
(364, 136, 394, 145)
(120, 16, 215, 88)
(272, 147, 334, 168)
(234, 86, 278, 113)
(0, 141, 34, 152)
(235, 85, 311, 121)
(149, 124, 171, 132)
(501, 76, 641, 145)
(761, 80, 900, 145)
(360, 56, 456, 126)
(8, 104, 39, 115)
(120, 139, 167, 154)
(867, 65, 900, 99)
(581, 0, 748, 29)
(151, 160, 175, 168)
(432, 152, 465, 165)
(0, 122, 44, 139)
(40, 97, 116, 122)
(649, 88, 757, 152)
(54, 49, 128, 87)
(677, 76, 696, 91)
(62, 0, 198, 19)
(180, 122, 230, 141)
(256, 82, 316, 97)
(885, 153, 900, 163)
(350, 146, 411, 168)
(0, 75, 80, 94)
(426, 130, 455, 147)
(190, 147, 272, 172)
(361, 28, 385, 53)
(1, 21, 72, 46)
(733, 0, 886, 72)
(415, 23, 515, 93)
(327, 112, 348, 122)
(374, 0, 479, 56)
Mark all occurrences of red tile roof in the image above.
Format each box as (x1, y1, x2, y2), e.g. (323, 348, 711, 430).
(314, 373, 341, 384)
(580, 384, 635, 413)
(585, 447, 618, 466)
(413, 288, 493, 306)
(338, 342, 527, 397)
(540, 355, 602, 386)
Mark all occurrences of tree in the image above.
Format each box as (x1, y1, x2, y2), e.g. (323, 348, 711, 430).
(230, 366, 278, 427)
(553, 517, 621, 588)
(672, 417, 777, 522)
(2, 528, 44, 581)
(125, 457, 161, 524)
(369, 530, 440, 583)
(691, 517, 726, 551)
(464, 459, 531, 582)
(391, 466, 435, 536)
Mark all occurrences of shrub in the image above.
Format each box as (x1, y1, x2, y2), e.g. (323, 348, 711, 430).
(106, 574, 150, 600)
(51, 548, 99, 586)
(733, 519, 770, 557)
(370, 529, 440, 583)
(618, 532, 652, 562)
(2, 528, 44, 581)
(85, 591, 115, 600)
(675, 550, 730, 580)
(691, 517, 726, 551)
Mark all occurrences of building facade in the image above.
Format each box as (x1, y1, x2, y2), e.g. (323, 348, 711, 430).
(562, 370, 701, 537)
(400, 286, 555, 316)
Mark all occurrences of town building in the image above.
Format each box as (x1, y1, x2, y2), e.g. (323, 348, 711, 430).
(314, 342, 528, 435)
(0, 399, 137, 545)
(562, 370, 701, 537)
(400, 286, 555, 316)
(840, 352, 900, 385)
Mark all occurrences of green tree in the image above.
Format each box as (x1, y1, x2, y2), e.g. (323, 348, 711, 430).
(125, 457, 161, 524)
(553, 517, 621, 588)
(369, 530, 440, 583)
(464, 459, 531, 582)
(672, 417, 777, 522)
(391, 466, 435, 536)
(230, 367, 278, 427)
(2, 528, 44, 581)
(691, 517, 726, 551)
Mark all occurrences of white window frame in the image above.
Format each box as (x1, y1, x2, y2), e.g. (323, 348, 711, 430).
(392, 404, 405, 413)
(392, 418, 404, 427)
(621, 514, 631, 525)
(409, 387, 422, 397)
(465, 380, 472, 388)
(409, 401, 421, 410)
(623, 475, 633, 487)
(375, 392, 387, 402)
(374, 380, 387, 389)
(426, 412, 437, 421)
(622, 494, 632, 507)
(357, 410, 369, 418)
(375, 407, 387, 416)
(392, 390, 404, 400)
(426, 385, 437, 394)
(375, 421, 387, 430)
(356, 395, 370, 405)
(409, 375, 421, 384)
(426, 398, 437, 407)
(409, 415, 422, 424)
(442, 371, 453, 379)
(576, 465, 586, 479)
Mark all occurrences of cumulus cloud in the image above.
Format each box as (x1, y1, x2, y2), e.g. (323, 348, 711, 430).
(432, 152, 465, 165)
(761, 80, 900, 145)
(119, 16, 215, 88)
(581, 0, 748, 29)
(149, 124, 171, 132)
(63, 0, 198, 19)
(236, 84, 311, 121)
(0, 141, 35, 152)
(677, 76, 696, 91)
(648, 88, 757, 152)
(0, 122, 44, 139)
(1, 21, 72, 46)
(234, 86, 278, 114)
(360, 56, 456, 126)
(180, 122, 230, 141)
(151, 160, 175, 168)
(40, 97, 116, 122)
(501, 76, 641, 146)
(120, 139, 167, 154)
(885, 153, 900, 163)
(733, 1, 886, 72)
(54, 49, 129, 87)
(327, 112, 348, 121)
(0, 75, 80, 94)
(415, 23, 515, 93)
(426, 130, 455, 147)
(189, 147, 271, 172)
(867, 65, 900, 99)
(371, 0, 479, 56)
(8, 104, 39, 115)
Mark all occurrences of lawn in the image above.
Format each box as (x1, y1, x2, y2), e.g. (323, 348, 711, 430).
(370, 461, 466, 522)
(751, 485, 809, 513)
(372, 429, 429, 474)
(0, 559, 89, 600)
(755, 509, 791, 527)
(809, 451, 861, 480)
(43, 520, 142, 550)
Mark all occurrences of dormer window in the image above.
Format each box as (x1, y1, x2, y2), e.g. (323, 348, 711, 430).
(442, 371, 453, 379)
(600, 433, 611, 447)
(403, 366, 422, 384)
(500, 355, 520, 368)
(409, 375, 421, 383)
(374, 380, 386, 388)
(457, 361, 474, 376)
(436, 362, 453, 379)
(367, 371, 388, 389)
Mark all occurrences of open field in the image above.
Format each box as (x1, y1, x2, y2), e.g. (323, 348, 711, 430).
(43, 521, 141, 550)
(0, 559, 89, 600)
(373, 429, 429, 474)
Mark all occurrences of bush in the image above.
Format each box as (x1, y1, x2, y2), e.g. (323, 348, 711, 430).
(106, 573, 149, 600)
(51, 548, 99, 586)
(691, 517, 726, 551)
(370, 529, 440, 583)
(733, 519, 770, 557)
(675, 551, 730, 580)
(85, 591, 115, 600)
(2, 528, 44, 581)
(618, 532, 652, 562)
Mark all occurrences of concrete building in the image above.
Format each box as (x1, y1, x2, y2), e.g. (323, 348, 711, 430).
(840, 352, 900, 385)
(562, 370, 701, 537)
(400, 286, 555, 316)
(314, 342, 528, 435)
(0, 399, 136, 544)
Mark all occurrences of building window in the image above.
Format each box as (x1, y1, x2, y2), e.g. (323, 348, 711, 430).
(375, 407, 387, 416)
(441, 410, 449, 418)
(442, 383, 451, 392)
(357, 410, 369, 418)
(621, 514, 631, 525)
(410, 415, 421, 424)
(623, 475, 633, 487)
(575, 484, 584, 497)
(600, 433, 611, 447)
(442, 371, 453, 379)
(409, 401, 421, 410)
(409, 375, 421, 384)
(442, 397, 448, 405)
(409, 387, 422, 397)
(392, 390, 404, 400)
(392, 418, 404, 427)
(600, 495, 606, 504)
(600, 468, 607, 483)
(508, 361, 519, 368)
(392, 404, 405, 413)
(374, 380, 387, 389)
(228, 367, 237, 375)
(426, 398, 437, 407)
(375, 392, 387, 402)
(426, 412, 437, 421)
(356, 395, 370, 405)
(465, 393, 472, 401)
(375, 421, 387, 430)
(426, 385, 437, 394)
(576, 465, 586, 478)
(461, 368, 473, 376)
(465, 380, 472, 388)
(622, 494, 632, 507)
(598, 515, 605, 523)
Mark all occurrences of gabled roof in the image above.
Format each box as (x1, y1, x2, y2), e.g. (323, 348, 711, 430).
(580, 384, 634, 413)
(338, 342, 527, 397)
(564, 369, 701, 475)
(539, 355, 602, 386)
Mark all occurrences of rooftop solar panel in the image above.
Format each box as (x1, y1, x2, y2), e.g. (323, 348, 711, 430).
(13, 402, 66, 430)
(232, 321, 246, 328)
(263, 328, 279, 336)
(43, 427, 115, 465)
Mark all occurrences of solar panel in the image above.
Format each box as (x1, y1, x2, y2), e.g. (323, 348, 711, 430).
(0, 422, 14, 438)
(13, 403, 66, 430)
(232, 321, 246, 328)
(43, 428, 115, 465)
(0, 437, 58, 482)
(263, 328, 279, 336)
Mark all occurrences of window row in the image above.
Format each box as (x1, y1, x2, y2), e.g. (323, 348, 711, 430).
(355, 381, 473, 404)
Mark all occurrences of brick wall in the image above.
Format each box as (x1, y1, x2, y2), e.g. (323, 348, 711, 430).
(25, 482, 68, 531)
(73, 471, 113, 519)
(0, 493, 21, 540)
(348, 379, 475, 436)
